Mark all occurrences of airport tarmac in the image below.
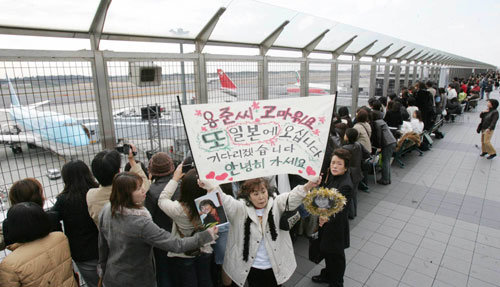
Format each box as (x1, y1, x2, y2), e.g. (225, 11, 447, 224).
(0, 71, 370, 220)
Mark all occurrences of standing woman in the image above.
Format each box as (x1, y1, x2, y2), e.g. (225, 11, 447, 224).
(52, 160, 100, 287)
(353, 109, 372, 153)
(479, 99, 499, 159)
(98, 172, 217, 287)
(158, 168, 216, 287)
(311, 148, 353, 287)
(199, 175, 321, 287)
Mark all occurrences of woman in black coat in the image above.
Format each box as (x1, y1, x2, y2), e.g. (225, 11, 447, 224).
(343, 129, 370, 219)
(312, 148, 353, 287)
(52, 160, 100, 287)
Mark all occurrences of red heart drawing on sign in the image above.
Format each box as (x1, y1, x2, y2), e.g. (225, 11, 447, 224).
(298, 170, 303, 174)
(306, 166, 316, 176)
(206, 172, 215, 179)
(228, 177, 233, 181)
(215, 173, 228, 181)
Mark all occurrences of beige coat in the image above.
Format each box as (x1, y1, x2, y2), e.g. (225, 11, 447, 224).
(86, 163, 150, 227)
(220, 185, 307, 286)
(354, 122, 372, 152)
(0, 232, 78, 287)
(157, 180, 213, 258)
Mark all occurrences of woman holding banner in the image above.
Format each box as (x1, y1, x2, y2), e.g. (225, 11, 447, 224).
(199, 175, 321, 287)
(311, 148, 353, 287)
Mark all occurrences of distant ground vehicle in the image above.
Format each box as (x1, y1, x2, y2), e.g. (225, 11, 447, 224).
(0, 185, 8, 203)
(46, 168, 61, 180)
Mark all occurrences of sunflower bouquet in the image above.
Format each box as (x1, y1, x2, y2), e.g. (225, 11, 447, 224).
(303, 187, 347, 217)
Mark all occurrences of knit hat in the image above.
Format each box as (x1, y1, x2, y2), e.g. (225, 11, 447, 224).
(148, 152, 174, 177)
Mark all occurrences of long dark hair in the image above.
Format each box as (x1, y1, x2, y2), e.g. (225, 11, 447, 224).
(59, 160, 99, 202)
(179, 169, 206, 221)
(110, 172, 143, 217)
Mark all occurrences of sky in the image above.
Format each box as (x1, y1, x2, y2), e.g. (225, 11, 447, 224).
(261, 0, 500, 67)
(0, 0, 498, 68)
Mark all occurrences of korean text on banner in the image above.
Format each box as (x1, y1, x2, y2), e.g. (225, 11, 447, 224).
(180, 95, 335, 184)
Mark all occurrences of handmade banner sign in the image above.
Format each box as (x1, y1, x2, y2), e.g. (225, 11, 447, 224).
(180, 95, 335, 184)
(303, 187, 347, 217)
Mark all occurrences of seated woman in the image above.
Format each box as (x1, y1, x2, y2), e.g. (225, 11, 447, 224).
(0, 202, 78, 287)
(98, 172, 217, 287)
(199, 175, 321, 287)
(411, 110, 425, 134)
(2, 178, 62, 248)
(311, 148, 353, 287)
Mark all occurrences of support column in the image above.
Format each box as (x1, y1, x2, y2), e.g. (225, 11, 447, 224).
(258, 57, 269, 100)
(300, 59, 309, 97)
(331, 59, 339, 95)
(394, 60, 402, 94)
(404, 64, 410, 87)
(194, 54, 208, 104)
(91, 51, 116, 149)
(383, 60, 390, 97)
(351, 57, 361, 113)
(412, 65, 418, 85)
(369, 58, 377, 98)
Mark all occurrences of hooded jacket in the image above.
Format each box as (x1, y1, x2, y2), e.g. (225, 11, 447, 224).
(0, 232, 78, 287)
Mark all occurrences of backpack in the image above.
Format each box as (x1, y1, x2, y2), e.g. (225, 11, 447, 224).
(373, 119, 396, 148)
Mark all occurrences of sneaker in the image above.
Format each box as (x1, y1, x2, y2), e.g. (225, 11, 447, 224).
(487, 154, 497, 160)
(480, 152, 488, 157)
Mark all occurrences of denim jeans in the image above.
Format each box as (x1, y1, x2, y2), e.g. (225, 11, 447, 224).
(213, 224, 229, 265)
(75, 259, 99, 287)
(172, 253, 213, 287)
(381, 143, 396, 182)
(155, 252, 175, 287)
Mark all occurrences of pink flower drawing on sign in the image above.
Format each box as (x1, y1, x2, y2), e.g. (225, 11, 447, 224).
(195, 110, 202, 116)
(313, 129, 320, 136)
(252, 101, 260, 110)
(201, 127, 207, 132)
(318, 116, 326, 124)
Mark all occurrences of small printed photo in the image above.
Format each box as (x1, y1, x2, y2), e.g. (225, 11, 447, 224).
(194, 191, 228, 227)
(312, 195, 334, 209)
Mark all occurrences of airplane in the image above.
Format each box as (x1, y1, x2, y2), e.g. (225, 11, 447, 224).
(288, 71, 348, 95)
(216, 69, 346, 99)
(0, 77, 92, 156)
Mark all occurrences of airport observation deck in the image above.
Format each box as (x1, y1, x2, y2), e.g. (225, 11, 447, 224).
(287, 90, 500, 287)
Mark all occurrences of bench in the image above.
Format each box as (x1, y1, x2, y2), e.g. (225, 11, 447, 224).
(393, 134, 423, 168)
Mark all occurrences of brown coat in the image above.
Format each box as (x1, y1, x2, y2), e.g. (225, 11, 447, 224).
(0, 232, 78, 287)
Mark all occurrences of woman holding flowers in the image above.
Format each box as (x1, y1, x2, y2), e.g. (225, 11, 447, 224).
(311, 148, 353, 287)
(199, 175, 321, 287)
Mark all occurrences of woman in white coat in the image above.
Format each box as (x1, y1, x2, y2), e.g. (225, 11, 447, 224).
(200, 176, 320, 287)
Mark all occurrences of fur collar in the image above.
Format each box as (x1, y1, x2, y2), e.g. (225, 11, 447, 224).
(120, 206, 152, 218)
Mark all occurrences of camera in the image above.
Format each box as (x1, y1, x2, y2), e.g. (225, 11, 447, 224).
(182, 156, 195, 173)
(115, 144, 137, 156)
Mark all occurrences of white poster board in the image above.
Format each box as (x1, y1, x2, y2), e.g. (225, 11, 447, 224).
(180, 95, 335, 184)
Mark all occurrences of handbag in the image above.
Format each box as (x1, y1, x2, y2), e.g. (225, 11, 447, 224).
(279, 195, 301, 231)
(476, 122, 482, 134)
(308, 233, 323, 264)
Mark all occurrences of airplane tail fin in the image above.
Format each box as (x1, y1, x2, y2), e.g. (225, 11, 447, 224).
(217, 69, 237, 90)
(7, 76, 20, 107)
(295, 71, 301, 84)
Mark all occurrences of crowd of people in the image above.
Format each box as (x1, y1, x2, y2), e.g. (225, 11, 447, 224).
(0, 71, 498, 287)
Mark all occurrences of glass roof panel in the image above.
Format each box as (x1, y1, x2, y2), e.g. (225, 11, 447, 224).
(0, 0, 100, 31)
(273, 13, 336, 48)
(103, 0, 230, 39)
(209, 0, 298, 44)
(315, 23, 364, 52)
